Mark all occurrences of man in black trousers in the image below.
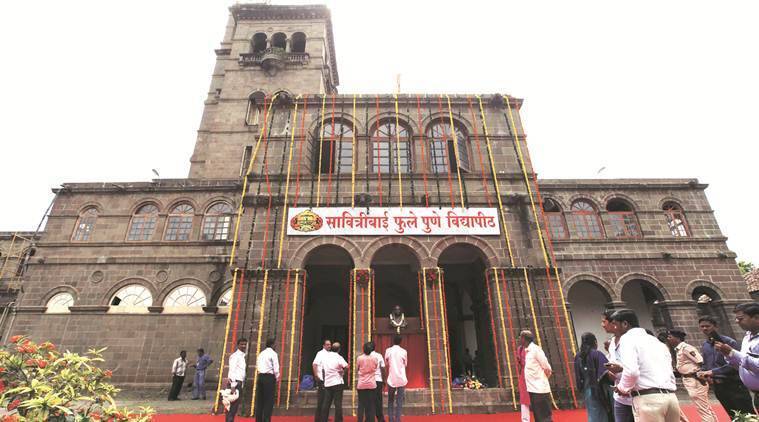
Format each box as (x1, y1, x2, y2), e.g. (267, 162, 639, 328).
(697, 315, 755, 418)
(255, 337, 280, 422)
(168, 350, 187, 401)
(312, 339, 332, 422)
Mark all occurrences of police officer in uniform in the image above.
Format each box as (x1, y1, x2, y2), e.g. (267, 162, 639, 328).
(667, 329, 718, 422)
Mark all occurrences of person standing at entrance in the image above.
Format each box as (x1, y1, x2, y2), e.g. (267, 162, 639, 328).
(696, 316, 755, 418)
(226, 338, 247, 422)
(666, 329, 717, 422)
(601, 309, 634, 422)
(357, 342, 379, 422)
(369, 341, 386, 422)
(320, 341, 349, 422)
(168, 350, 187, 401)
(254, 337, 280, 422)
(191, 348, 213, 400)
(520, 330, 553, 422)
(312, 339, 332, 422)
(385, 335, 408, 422)
(608, 309, 681, 422)
(574, 333, 612, 422)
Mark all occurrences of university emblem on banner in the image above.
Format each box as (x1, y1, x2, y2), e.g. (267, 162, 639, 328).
(289, 209, 323, 233)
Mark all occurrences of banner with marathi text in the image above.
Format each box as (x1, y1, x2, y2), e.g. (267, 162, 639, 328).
(287, 207, 500, 236)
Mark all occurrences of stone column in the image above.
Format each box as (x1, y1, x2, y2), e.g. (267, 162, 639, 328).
(420, 267, 455, 414)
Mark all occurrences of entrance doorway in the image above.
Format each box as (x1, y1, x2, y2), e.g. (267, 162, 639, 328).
(300, 245, 353, 375)
(438, 243, 497, 387)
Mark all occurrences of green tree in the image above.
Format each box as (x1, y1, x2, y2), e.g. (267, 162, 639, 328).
(739, 260, 755, 276)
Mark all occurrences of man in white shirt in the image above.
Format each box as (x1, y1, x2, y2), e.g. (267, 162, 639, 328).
(601, 309, 634, 422)
(312, 339, 331, 422)
(319, 341, 349, 422)
(226, 338, 248, 422)
(168, 350, 187, 401)
(607, 309, 681, 422)
(384, 335, 408, 422)
(520, 330, 552, 422)
(255, 337, 280, 422)
(369, 341, 386, 422)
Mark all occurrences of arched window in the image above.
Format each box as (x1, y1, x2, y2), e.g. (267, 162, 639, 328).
(371, 119, 411, 174)
(163, 285, 207, 310)
(127, 204, 159, 241)
(202, 202, 234, 241)
(315, 119, 354, 174)
(663, 202, 689, 237)
(164, 203, 194, 241)
(72, 207, 98, 241)
(291, 32, 306, 53)
(252, 33, 267, 54)
(110, 284, 153, 307)
(567, 200, 604, 239)
(426, 119, 470, 174)
(218, 288, 233, 306)
(606, 198, 641, 238)
(46, 292, 74, 313)
(543, 199, 568, 240)
(245, 91, 266, 126)
(271, 32, 286, 50)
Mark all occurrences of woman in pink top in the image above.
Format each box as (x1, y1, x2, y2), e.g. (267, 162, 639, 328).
(356, 342, 379, 422)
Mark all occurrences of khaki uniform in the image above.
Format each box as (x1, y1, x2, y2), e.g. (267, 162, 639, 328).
(674, 342, 717, 422)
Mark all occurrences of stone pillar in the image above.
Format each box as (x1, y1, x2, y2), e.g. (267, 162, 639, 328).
(657, 300, 698, 339)
(420, 267, 455, 414)
(285, 38, 292, 53)
(347, 268, 373, 396)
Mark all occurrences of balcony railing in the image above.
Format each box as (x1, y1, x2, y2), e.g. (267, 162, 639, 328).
(239, 48, 310, 67)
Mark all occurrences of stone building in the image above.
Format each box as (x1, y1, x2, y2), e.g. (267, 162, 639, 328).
(2, 3, 750, 415)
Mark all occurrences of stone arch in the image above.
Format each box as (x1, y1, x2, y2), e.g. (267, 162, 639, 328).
(658, 196, 687, 210)
(128, 198, 164, 214)
(616, 272, 671, 300)
(429, 236, 499, 268)
(563, 273, 618, 301)
(76, 201, 104, 215)
(567, 195, 602, 210)
(366, 112, 416, 138)
(420, 110, 475, 137)
(308, 113, 363, 136)
(156, 277, 212, 306)
(362, 237, 430, 268)
(541, 195, 567, 211)
(209, 277, 235, 306)
(165, 198, 200, 214)
(40, 285, 79, 307)
(602, 193, 641, 211)
(289, 236, 361, 269)
(102, 277, 158, 307)
(685, 279, 727, 302)
(200, 197, 236, 213)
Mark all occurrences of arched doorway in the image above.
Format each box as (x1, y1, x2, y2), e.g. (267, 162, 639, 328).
(370, 244, 427, 388)
(621, 279, 669, 332)
(692, 285, 734, 338)
(301, 245, 353, 372)
(567, 280, 612, 344)
(438, 243, 497, 387)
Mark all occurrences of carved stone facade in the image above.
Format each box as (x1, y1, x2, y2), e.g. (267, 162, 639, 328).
(2, 3, 750, 415)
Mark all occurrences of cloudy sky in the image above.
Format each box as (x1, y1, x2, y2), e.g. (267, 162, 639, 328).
(1, 0, 757, 263)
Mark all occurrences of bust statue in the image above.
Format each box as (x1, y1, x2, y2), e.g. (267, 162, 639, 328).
(388, 305, 408, 334)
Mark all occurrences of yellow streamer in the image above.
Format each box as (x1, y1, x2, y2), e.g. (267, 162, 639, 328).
(421, 268, 436, 413)
(437, 268, 453, 413)
(476, 96, 515, 267)
(444, 95, 466, 209)
(213, 268, 238, 414)
(251, 269, 270, 417)
(523, 268, 559, 410)
(351, 94, 357, 208)
(229, 92, 281, 268)
(277, 97, 300, 268)
(351, 269, 357, 416)
(394, 94, 404, 208)
(315, 94, 328, 206)
(504, 98, 576, 354)
(285, 270, 300, 409)
(492, 268, 517, 409)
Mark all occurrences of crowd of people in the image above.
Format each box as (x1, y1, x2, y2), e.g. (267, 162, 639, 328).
(167, 301, 759, 422)
(568, 302, 759, 422)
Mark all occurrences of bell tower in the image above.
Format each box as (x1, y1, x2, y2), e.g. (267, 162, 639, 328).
(189, 4, 338, 179)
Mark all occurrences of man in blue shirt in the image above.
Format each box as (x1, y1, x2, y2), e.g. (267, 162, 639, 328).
(191, 348, 214, 400)
(696, 315, 754, 418)
(716, 302, 759, 411)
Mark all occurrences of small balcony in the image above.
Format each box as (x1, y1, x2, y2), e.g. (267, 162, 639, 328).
(239, 47, 310, 70)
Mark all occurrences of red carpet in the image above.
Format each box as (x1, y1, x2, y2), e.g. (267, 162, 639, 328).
(153, 403, 730, 421)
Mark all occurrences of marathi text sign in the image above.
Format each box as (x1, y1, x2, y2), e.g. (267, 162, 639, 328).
(287, 207, 500, 236)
